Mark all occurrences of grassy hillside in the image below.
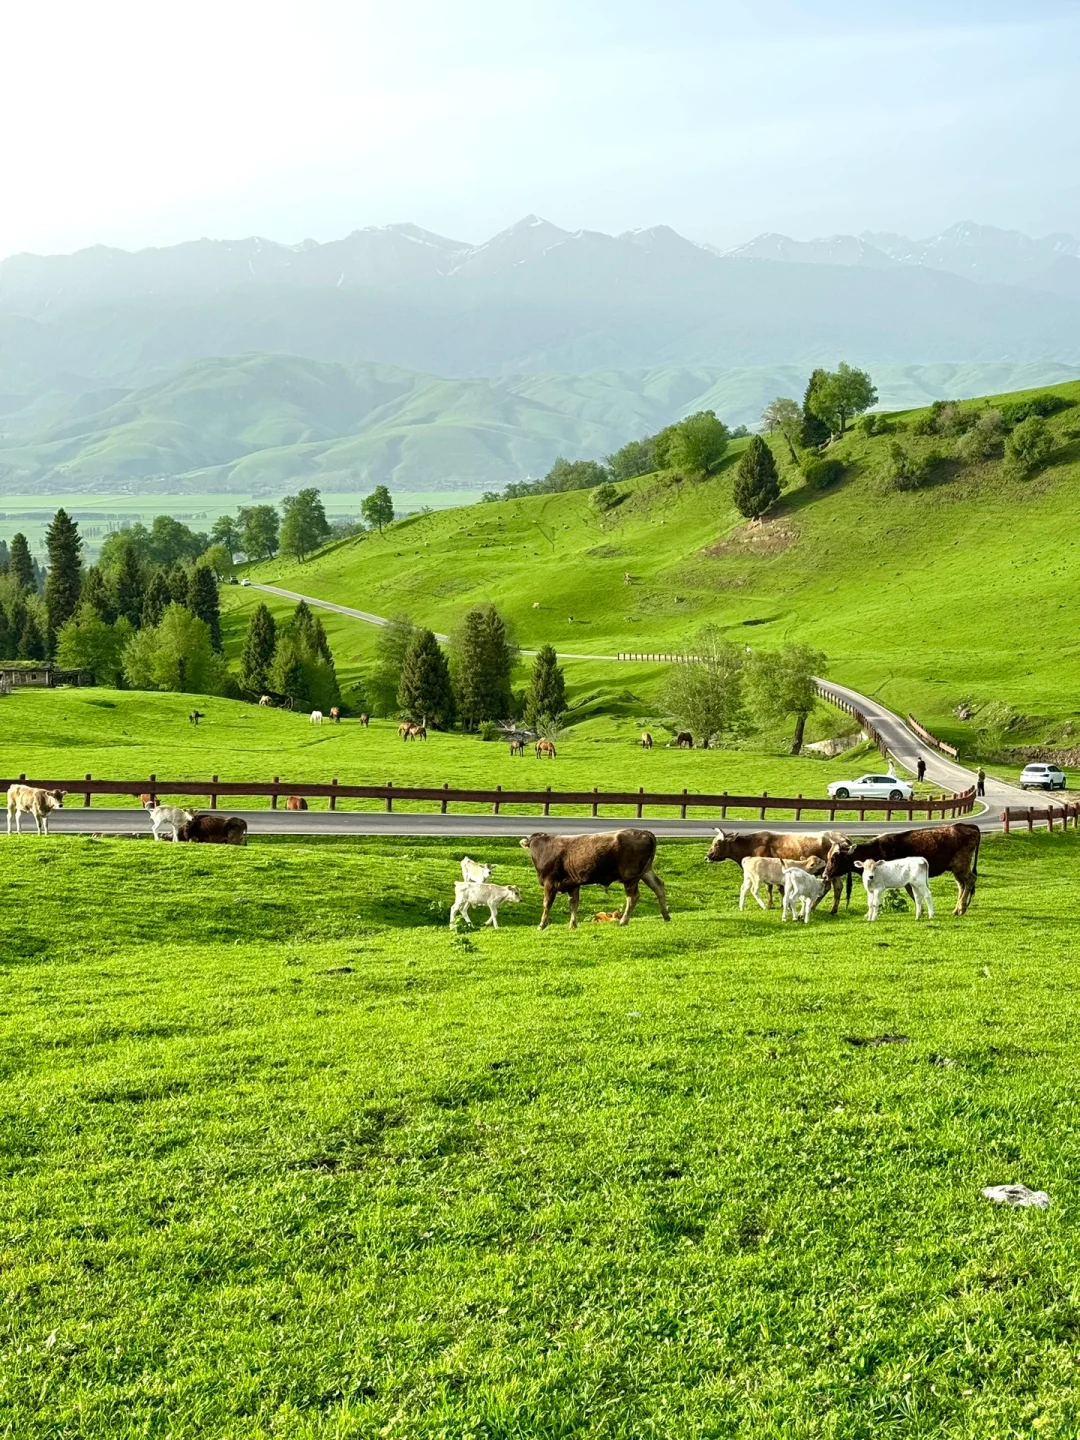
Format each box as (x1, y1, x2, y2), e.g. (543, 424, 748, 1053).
(229, 380, 1080, 753)
(5, 827, 1080, 1435)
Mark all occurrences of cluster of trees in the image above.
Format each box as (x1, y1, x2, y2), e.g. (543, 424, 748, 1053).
(238, 600, 340, 711)
(205, 484, 394, 565)
(0, 532, 49, 660)
(662, 631, 826, 754)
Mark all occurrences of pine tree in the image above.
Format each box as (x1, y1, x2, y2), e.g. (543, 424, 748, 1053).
(732, 436, 781, 520)
(269, 633, 308, 706)
(18, 611, 47, 661)
(0, 606, 13, 659)
(240, 603, 277, 695)
(800, 370, 831, 448)
(111, 543, 145, 627)
(44, 508, 83, 645)
(452, 603, 514, 729)
(189, 564, 222, 650)
(524, 644, 566, 727)
(0, 539, 9, 574)
(81, 565, 116, 623)
(168, 564, 190, 608)
(141, 569, 171, 629)
(9, 533, 34, 592)
(398, 628, 455, 729)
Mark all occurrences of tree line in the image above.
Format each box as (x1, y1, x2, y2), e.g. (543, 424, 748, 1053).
(208, 484, 395, 564)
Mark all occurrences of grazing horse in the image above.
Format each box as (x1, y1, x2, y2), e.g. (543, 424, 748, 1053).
(359, 714, 369, 727)
(509, 737, 525, 757)
(285, 796, 308, 811)
(640, 731, 653, 749)
(259, 695, 273, 706)
(329, 707, 341, 723)
(411, 724, 427, 741)
(310, 710, 324, 725)
(675, 731, 693, 749)
(189, 710, 204, 726)
(398, 721, 413, 740)
(535, 738, 557, 760)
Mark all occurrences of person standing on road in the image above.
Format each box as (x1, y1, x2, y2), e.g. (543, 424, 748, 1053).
(916, 756, 926, 782)
(977, 766, 986, 797)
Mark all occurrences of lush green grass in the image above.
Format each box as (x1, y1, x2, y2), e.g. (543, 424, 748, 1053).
(3, 828, 1080, 1436)
(229, 379, 1080, 755)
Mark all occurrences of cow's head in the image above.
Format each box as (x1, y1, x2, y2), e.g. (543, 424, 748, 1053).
(821, 840, 855, 883)
(705, 829, 734, 864)
(45, 789, 65, 810)
(503, 886, 521, 903)
(854, 859, 877, 878)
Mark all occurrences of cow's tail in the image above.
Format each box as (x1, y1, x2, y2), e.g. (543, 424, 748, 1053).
(845, 871, 853, 908)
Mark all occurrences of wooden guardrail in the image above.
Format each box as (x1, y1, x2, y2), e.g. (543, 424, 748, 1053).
(1001, 803, 1080, 834)
(815, 682, 890, 759)
(907, 714, 959, 759)
(2, 774, 977, 824)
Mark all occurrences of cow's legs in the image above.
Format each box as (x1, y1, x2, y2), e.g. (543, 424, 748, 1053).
(485, 903, 499, 929)
(618, 882, 640, 926)
(642, 868, 670, 921)
(538, 881, 557, 930)
(39, 811, 47, 836)
(14, 808, 22, 834)
(918, 884, 934, 920)
(954, 865, 975, 915)
(6, 803, 12, 835)
(765, 883, 774, 910)
(567, 888, 581, 929)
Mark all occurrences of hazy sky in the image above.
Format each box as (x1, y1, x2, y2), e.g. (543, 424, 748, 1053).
(4, 0, 1077, 259)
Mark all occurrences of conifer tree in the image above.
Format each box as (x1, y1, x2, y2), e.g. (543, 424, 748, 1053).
(44, 508, 83, 646)
(189, 564, 222, 650)
(0, 539, 9, 573)
(800, 370, 832, 447)
(524, 644, 566, 727)
(9, 533, 34, 592)
(240, 603, 277, 695)
(18, 610, 47, 661)
(451, 604, 515, 729)
(168, 564, 190, 608)
(111, 542, 145, 627)
(141, 569, 171, 630)
(732, 436, 781, 520)
(398, 628, 455, 729)
(80, 566, 116, 623)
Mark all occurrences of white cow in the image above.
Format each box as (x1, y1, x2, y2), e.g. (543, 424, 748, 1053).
(856, 856, 934, 921)
(460, 856, 493, 884)
(781, 864, 828, 923)
(309, 710, 323, 725)
(6, 784, 64, 836)
(144, 802, 196, 842)
(739, 855, 819, 911)
(449, 881, 521, 930)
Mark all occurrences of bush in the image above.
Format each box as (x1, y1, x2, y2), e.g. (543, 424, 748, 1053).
(999, 393, 1072, 425)
(936, 403, 976, 437)
(477, 720, 502, 742)
(859, 413, 887, 436)
(958, 409, 1006, 463)
(887, 441, 938, 492)
(801, 458, 844, 489)
(1004, 415, 1054, 477)
(591, 482, 621, 513)
(912, 401, 946, 437)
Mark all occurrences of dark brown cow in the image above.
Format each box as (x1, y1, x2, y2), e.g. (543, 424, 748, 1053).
(821, 823, 981, 915)
(176, 814, 248, 846)
(705, 828, 852, 913)
(285, 796, 308, 811)
(520, 828, 670, 930)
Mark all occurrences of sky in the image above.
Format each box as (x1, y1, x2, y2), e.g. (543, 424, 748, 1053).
(3, 0, 1078, 260)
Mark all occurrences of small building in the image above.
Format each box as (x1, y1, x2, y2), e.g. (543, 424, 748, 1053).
(0, 662, 86, 690)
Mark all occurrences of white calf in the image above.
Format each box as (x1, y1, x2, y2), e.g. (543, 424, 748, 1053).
(856, 857, 934, 921)
(781, 864, 828, 923)
(309, 710, 323, 725)
(449, 881, 521, 930)
(739, 855, 819, 911)
(7, 784, 65, 836)
(144, 802, 196, 841)
(460, 856, 493, 884)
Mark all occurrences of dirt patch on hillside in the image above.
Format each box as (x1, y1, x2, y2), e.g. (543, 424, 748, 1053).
(705, 518, 799, 557)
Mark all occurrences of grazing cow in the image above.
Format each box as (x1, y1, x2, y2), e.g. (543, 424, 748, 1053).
(706, 829, 851, 914)
(189, 710, 204, 726)
(535, 738, 557, 760)
(856, 856, 934, 921)
(821, 823, 980, 915)
(520, 828, 670, 930)
(259, 695, 273, 706)
(781, 864, 829, 924)
(460, 856, 493, 884)
(640, 732, 654, 749)
(329, 707, 341, 723)
(6, 785, 64, 836)
(738, 855, 822, 912)
(144, 802, 195, 841)
(359, 714, 369, 727)
(285, 796, 308, 811)
(509, 737, 525, 757)
(175, 814, 248, 845)
(449, 881, 521, 930)
(310, 710, 324, 725)
(675, 732, 693, 749)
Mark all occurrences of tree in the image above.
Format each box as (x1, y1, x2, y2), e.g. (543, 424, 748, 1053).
(189, 564, 222, 650)
(361, 485, 395, 535)
(661, 627, 744, 746)
(238, 504, 280, 561)
(1004, 416, 1054, 477)
(800, 371, 832, 448)
(210, 514, 242, 559)
(9, 533, 34, 592)
(141, 569, 171, 630)
(524, 645, 566, 728)
(111, 539, 145, 628)
(80, 566, 116, 623)
(240, 603, 277, 695)
(606, 437, 656, 482)
(268, 633, 309, 705)
(370, 614, 415, 715)
(18, 610, 47, 661)
(398, 628, 455, 729)
(806, 363, 877, 437)
(44, 508, 83, 646)
(747, 643, 827, 754)
(201, 544, 235, 580)
(55, 606, 132, 687)
(122, 604, 228, 694)
(732, 436, 781, 520)
(761, 397, 803, 465)
(451, 603, 516, 729)
(0, 539, 9, 574)
(280, 488, 331, 562)
(666, 411, 729, 476)
(168, 564, 190, 608)
(148, 515, 207, 568)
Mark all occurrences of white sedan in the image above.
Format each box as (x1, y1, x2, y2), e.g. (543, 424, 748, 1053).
(827, 772, 914, 801)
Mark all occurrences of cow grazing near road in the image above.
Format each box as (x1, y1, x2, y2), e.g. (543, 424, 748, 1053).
(675, 732, 693, 749)
(856, 857, 934, 921)
(329, 707, 341, 723)
(6, 785, 64, 836)
(821, 823, 980, 915)
(285, 796, 308, 811)
(520, 828, 670, 929)
(449, 881, 521, 930)
(143, 802, 195, 841)
(310, 710, 324, 725)
(535, 738, 557, 760)
(706, 829, 851, 914)
(175, 814, 248, 845)
(640, 732, 654, 749)
(738, 855, 822, 912)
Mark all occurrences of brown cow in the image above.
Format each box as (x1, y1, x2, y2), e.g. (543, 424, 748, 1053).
(6, 784, 65, 836)
(520, 828, 670, 930)
(329, 707, 341, 723)
(821, 823, 981, 915)
(285, 796, 308, 811)
(675, 732, 693, 749)
(535, 739, 557, 759)
(640, 732, 653, 749)
(705, 829, 852, 914)
(175, 814, 248, 846)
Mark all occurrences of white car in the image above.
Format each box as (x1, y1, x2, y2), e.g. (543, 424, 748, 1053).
(239, 578, 251, 586)
(1020, 763, 1067, 791)
(827, 771, 914, 801)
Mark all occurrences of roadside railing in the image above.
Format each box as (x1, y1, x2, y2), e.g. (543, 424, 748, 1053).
(2, 774, 978, 824)
(1001, 803, 1080, 834)
(815, 682, 890, 759)
(907, 714, 960, 759)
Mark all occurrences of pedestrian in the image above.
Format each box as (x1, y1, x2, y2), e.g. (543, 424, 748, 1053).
(916, 756, 926, 782)
(977, 766, 986, 798)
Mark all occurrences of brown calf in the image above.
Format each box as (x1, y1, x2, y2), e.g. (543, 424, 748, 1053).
(176, 814, 248, 846)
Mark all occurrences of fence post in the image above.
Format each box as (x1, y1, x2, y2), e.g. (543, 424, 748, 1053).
(1027, 807, 1034, 833)
(795, 794, 802, 822)
(544, 787, 551, 817)
(493, 785, 502, 816)
(1001, 810, 1010, 835)
(385, 781, 393, 813)
(591, 787, 598, 818)
(637, 787, 644, 820)
(18, 773, 25, 781)
(271, 776, 279, 810)
(721, 794, 728, 820)
(830, 802, 836, 823)
(441, 782, 449, 815)
(858, 802, 866, 823)
(210, 776, 218, 810)
(681, 788, 688, 820)
(759, 792, 767, 821)
(330, 778, 338, 812)
(84, 774, 92, 808)
(1048, 806, 1055, 832)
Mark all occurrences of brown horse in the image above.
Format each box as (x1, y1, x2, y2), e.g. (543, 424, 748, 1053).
(509, 737, 525, 757)
(359, 714, 369, 727)
(640, 731, 653, 749)
(675, 731, 693, 749)
(535, 738, 557, 759)
(410, 724, 427, 741)
(329, 707, 341, 723)
(285, 796, 308, 811)
(398, 721, 413, 740)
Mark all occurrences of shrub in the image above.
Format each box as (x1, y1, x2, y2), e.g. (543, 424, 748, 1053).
(912, 401, 946, 436)
(936, 403, 975, 437)
(801, 458, 844, 489)
(887, 441, 937, 491)
(591, 482, 621, 512)
(958, 409, 1006, 463)
(477, 720, 501, 742)
(1004, 415, 1054, 477)
(859, 413, 888, 436)
(999, 393, 1071, 425)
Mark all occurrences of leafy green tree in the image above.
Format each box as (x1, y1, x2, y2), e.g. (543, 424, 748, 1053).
(800, 371, 832, 448)
(280, 488, 331, 562)
(361, 485, 395, 534)
(141, 569, 171, 630)
(370, 614, 415, 715)
(201, 544, 235, 580)
(591, 482, 620, 512)
(238, 504, 280, 561)
(806, 363, 877, 437)
(9, 533, 35, 592)
(45, 508, 83, 646)
(451, 603, 516, 729)
(761, 397, 803, 465)
(188, 564, 222, 650)
(111, 539, 145, 628)
(667, 411, 729, 476)
(0, 605, 13, 660)
(524, 645, 566, 728)
(1004, 416, 1054, 477)
(18, 609, 48, 661)
(122, 604, 228, 694)
(210, 514, 242, 559)
(605, 437, 656, 481)
(148, 515, 207, 568)
(398, 628, 455, 729)
(747, 643, 827, 754)
(55, 605, 132, 686)
(239, 603, 277, 695)
(80, 566, 116, 623)
(661, 627, 744, 746)
(732, 436, 781, 519)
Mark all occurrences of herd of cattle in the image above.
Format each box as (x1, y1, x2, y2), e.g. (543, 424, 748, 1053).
(6, 781, 981, 924)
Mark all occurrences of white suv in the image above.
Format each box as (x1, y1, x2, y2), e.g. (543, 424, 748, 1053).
(827, 771, 914, 801)
(1019, 763, 1067, 791)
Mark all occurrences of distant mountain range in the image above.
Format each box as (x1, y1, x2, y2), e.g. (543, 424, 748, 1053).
(2, 216, 1080, 494)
